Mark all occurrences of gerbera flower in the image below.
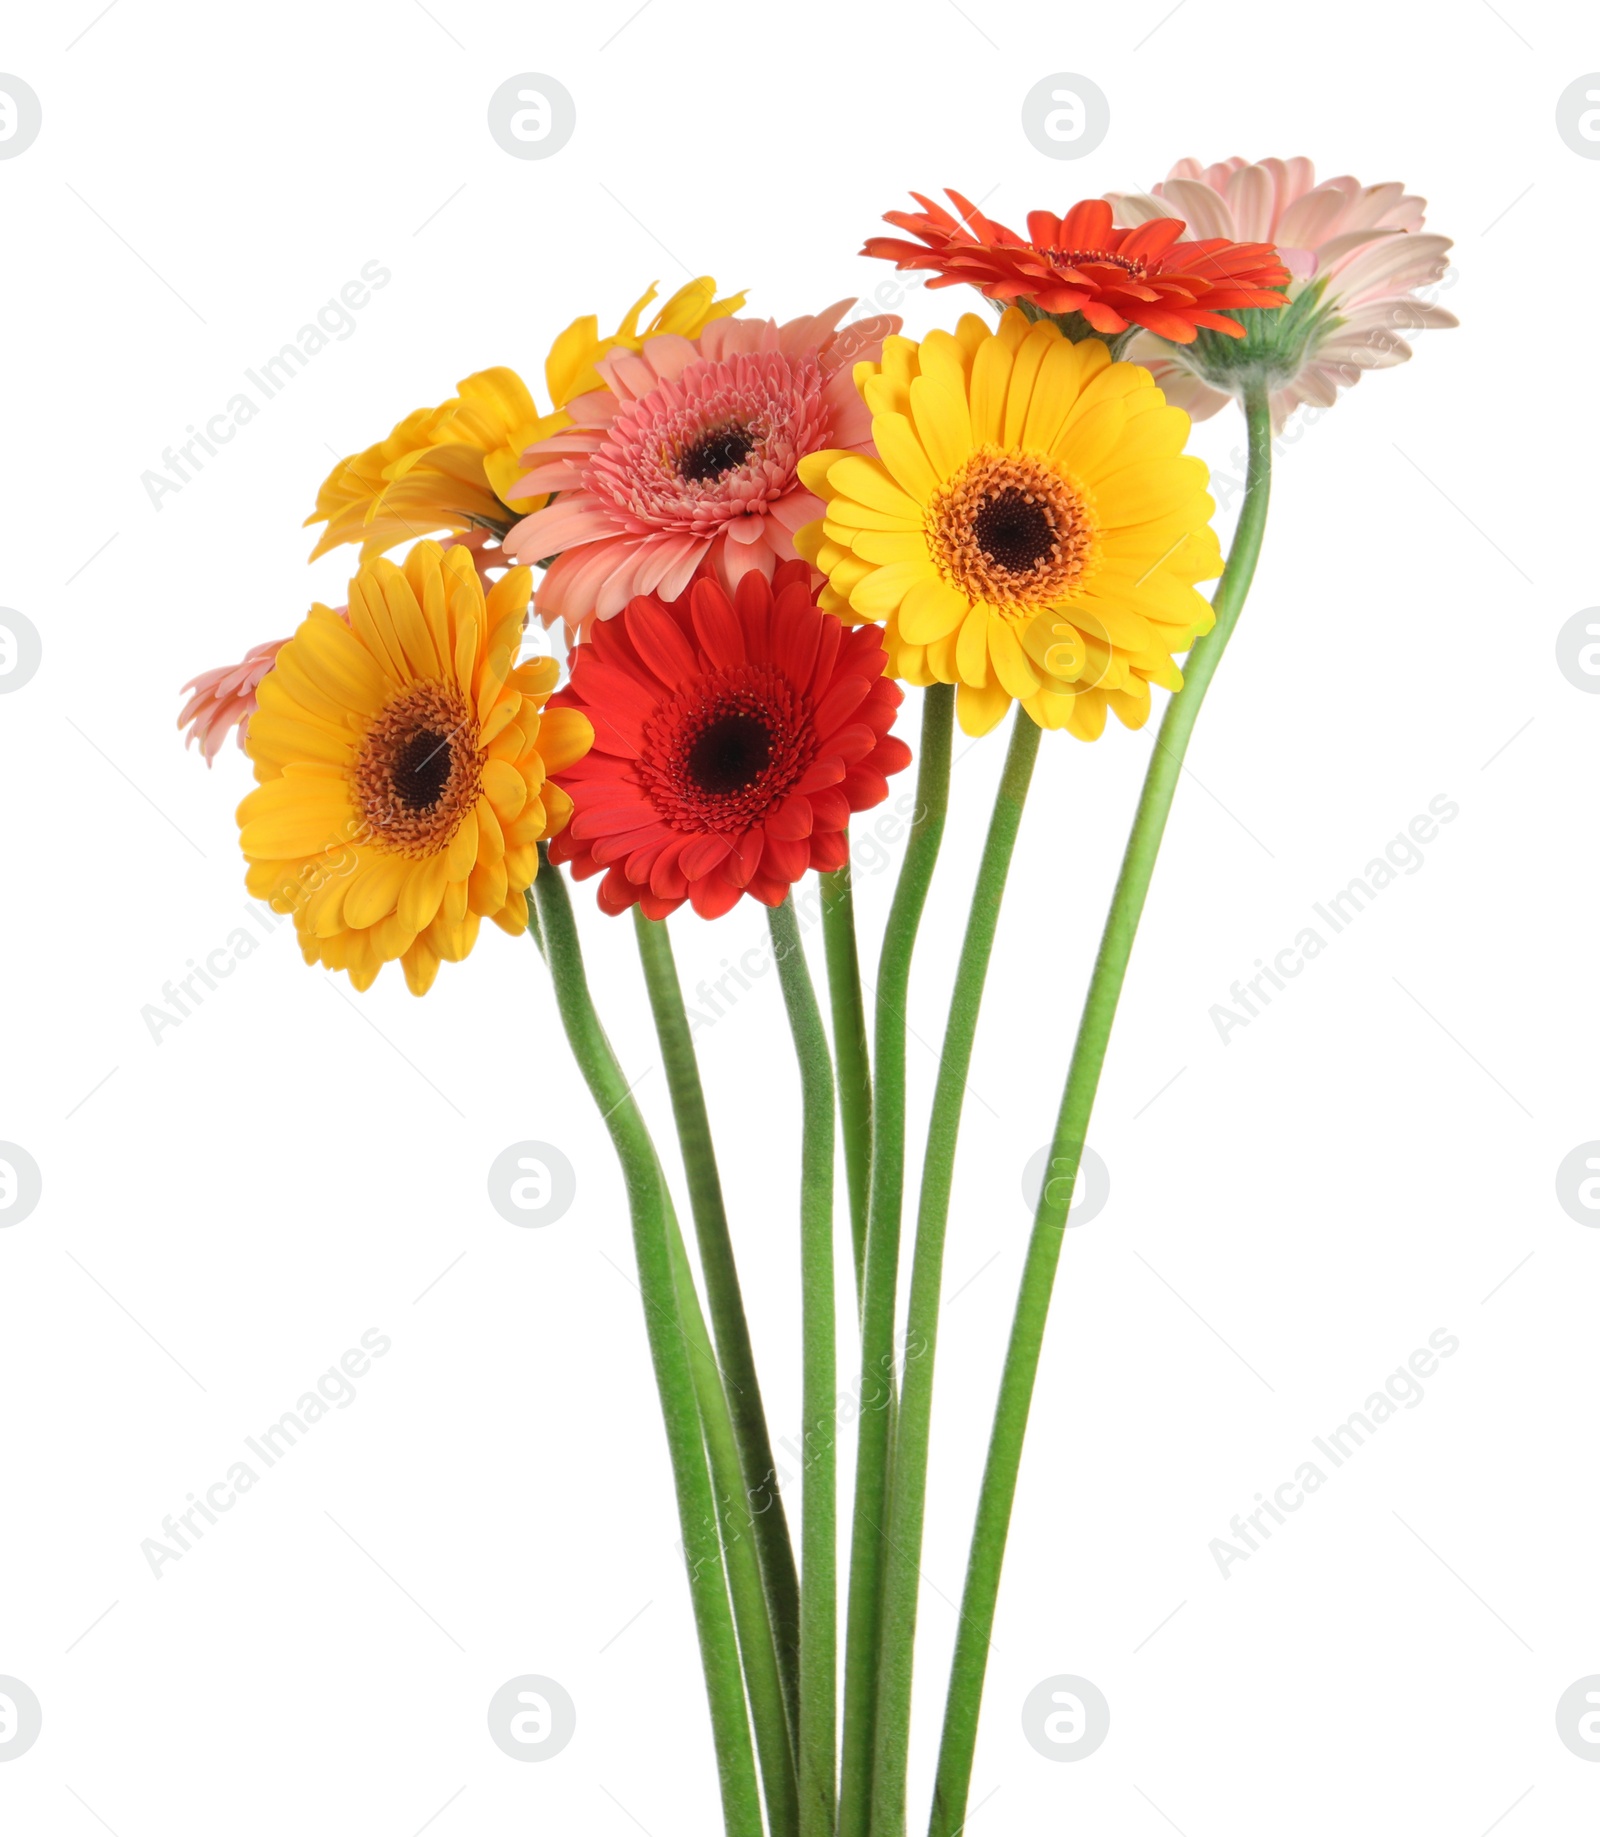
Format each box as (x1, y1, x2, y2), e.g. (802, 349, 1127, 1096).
(1106, 158, 1456, 428)
(863, 192, 1287, 346)
(306, 278, 746, 563)
(179, 638, 286, 763)
(236, 543, 592, 993)
(547, 562, 911, 919)
(500, 303, 899, 640)
(795, 311, 1223, 740)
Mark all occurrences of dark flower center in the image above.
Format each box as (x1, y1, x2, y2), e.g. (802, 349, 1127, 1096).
(638, 668, 814, 837)
(1046, 247, 1146, 278)
(392, 729, 453, 810)
(970, 488, 1058, 574)
(352, 681, 484, 859)
(686, 711, 773, 794)
(679, 424, 755, 482)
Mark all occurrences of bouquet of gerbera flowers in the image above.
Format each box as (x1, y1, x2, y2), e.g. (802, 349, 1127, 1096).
(181, 161, 1454, 1837)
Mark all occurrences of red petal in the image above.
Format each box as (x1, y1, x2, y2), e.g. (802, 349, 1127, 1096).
(598, 865, 643, 915)
(1058, 199, 1115, 248)
(808, 787, 851, 830)
(745, 874, 790, 908)
(733, 569, 774, 656)
(690, 578, 745, 667)
(843, 767, 889, 810)
(650, 841, 690, 902)
(624, 596, 700, 689)
(767, 794, 814, 841)
(869, 735, 914, 777)
(570, 804, 659, 842)
(762, 834, 811, 882)
(809, 829, 850, 873)
(689, 871, 744, 920)
(569, 658, 660, 738)
(728, 825, 766, 887)
(824, 724, 879, 766)
(809, 614, 843, 700)
(812, 671, 873, 736)
(774, 588, 823, 687)
(680, 833, 732, 879)
(773, 558, 812, 597)
(795, 756, 847, 795)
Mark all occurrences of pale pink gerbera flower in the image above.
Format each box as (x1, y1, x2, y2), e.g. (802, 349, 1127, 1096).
(501, 302, 899, 638)
(178, 639, 286, 763)
(1106, 158, 1456, 429)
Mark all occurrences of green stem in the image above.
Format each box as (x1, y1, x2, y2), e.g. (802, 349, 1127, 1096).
(767, 894, 838, 1837)
(839, 683, 955, 1837)
(871, 708, 1041, 1836)
(664, 1203, 802, 1837)
(820, 866, 873, 1305)
(633, 910, 803, 1758)
(530, 860, 762, 1837)
(929, 379, 1275, 1837)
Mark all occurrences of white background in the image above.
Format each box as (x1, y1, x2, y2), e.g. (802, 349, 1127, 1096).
(2, 1, 1594, 1831)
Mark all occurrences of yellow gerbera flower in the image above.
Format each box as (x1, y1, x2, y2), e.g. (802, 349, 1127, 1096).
(306, 277, 746, 563)
(237, 543, 593, 995)
(795, 308, 1224, 740)
(542, 274, 747, 407)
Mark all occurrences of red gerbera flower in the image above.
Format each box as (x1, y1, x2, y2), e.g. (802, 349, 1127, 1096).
(548, 561, 912, 919)
(864, 192, 1289, 343)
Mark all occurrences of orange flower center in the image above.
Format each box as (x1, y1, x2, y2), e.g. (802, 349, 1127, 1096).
(352, 681, 483, 857)
(926, 448, 1095, 611)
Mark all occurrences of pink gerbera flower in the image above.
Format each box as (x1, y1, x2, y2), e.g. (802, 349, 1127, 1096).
(501, 302, 898, 640)
(1106, 158, 1456, 429)
(178, 639, 286, 763)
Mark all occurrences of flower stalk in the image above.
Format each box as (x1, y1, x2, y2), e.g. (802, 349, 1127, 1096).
(870, 706, 1041, 1835)
(530, 856, 763, 1837)
(929, 377, 1275, 1837)
(838, 682, 955, 1837)
(633, 909, 803, 1755)
(819, 866, 874, 1300)
(767, 894, 838, 1837)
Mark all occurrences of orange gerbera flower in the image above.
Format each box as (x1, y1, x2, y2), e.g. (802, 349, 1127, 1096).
(864, 192, 1289, 344)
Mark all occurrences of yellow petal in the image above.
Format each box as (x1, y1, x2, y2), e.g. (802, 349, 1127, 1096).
(237, 778, 355, 859)
(1050, 396, 1128, 483)
(343, 852, 410, 928)
(908, 374, 972, 481)
(1093, 457, 1210, 528)
(537, 706, 593, 773)
(1001, 321, 1061, 450)
(873, 412, 940, 503)
(295, 614, 388, 714)
(447, 806, 480, 880)
(897, 574, 969, 644)
(1021, 336, 1089, 455)
(402, 939, 441, 996)
(797, 447, 853, 496)
(987, 618, 1041, 700)
(483, 756, 528, 821)
(849, 529, 931, 565)
(968, 334, 1012, 447)
(956, 604, 990, 686)
(956, 678, 1012, 737)
(397, 850, 450, 933)
(848, 560, 934, 620)
(822, 456, 922, 523)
